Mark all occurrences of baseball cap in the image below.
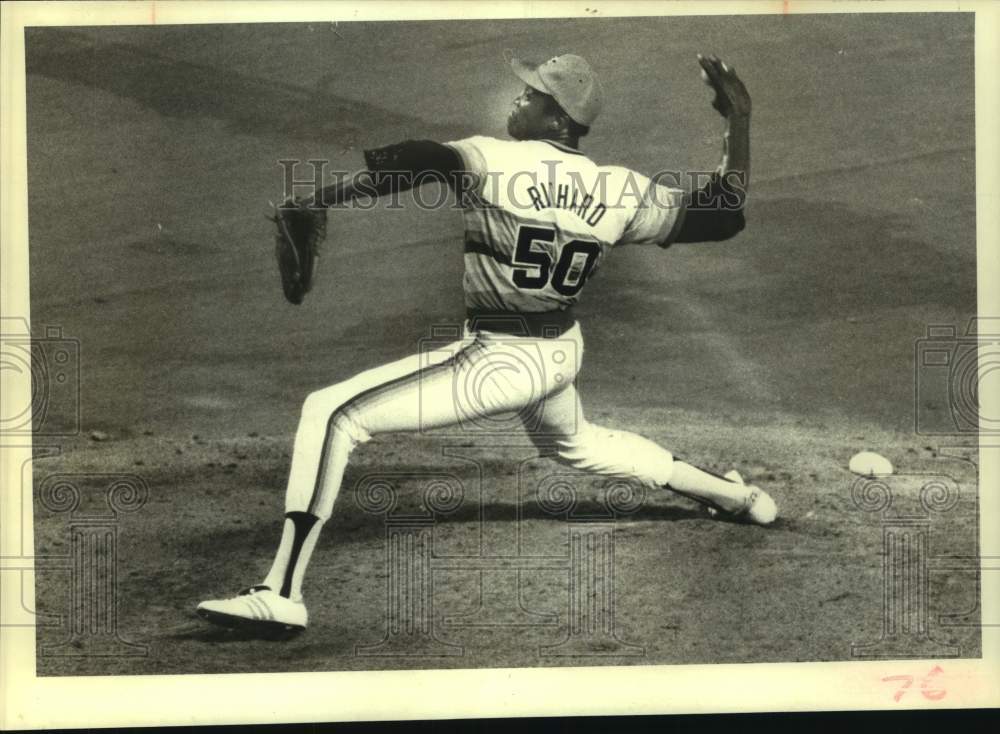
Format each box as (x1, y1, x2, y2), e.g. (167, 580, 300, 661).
(506, 51, 603, 127)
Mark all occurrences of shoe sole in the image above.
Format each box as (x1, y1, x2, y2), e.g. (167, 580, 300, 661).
(196, 607, 306, 636)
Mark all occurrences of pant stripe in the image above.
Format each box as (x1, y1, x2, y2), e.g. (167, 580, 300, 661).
(279, 512, 320, 597)
(305, 343, 478, 516)
(674, 456, 735, 484)
(666, 485, 725, 513)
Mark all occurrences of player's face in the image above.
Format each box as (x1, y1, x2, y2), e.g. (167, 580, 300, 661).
(507, 85, 555, 140)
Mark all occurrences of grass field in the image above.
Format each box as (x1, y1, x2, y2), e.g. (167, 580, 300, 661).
(23, 13, 981, 675)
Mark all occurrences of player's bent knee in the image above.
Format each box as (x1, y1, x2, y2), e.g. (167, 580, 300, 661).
(301, 384, 354, 424)
(553, 422, 600, 467)
(328, 406, 370, 447)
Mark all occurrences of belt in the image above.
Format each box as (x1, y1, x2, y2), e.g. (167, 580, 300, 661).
(466, 309, 575, 338)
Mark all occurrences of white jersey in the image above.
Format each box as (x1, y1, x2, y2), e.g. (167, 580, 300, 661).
(444, 136, 687, 313)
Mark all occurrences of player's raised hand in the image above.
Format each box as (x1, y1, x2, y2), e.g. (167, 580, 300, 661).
(697, 54, 751, 118)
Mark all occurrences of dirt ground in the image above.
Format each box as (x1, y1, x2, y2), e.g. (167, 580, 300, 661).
(23, 14, 980, 675)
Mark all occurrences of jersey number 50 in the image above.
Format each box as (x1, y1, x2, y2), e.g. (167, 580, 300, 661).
(511, 225, 601, 297)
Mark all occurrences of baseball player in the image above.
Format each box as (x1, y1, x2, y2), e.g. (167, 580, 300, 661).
(198, 52, 776, 633)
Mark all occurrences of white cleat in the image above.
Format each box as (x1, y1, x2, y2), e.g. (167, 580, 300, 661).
(705, 470, 778, 526)
(196, 585, 307, 633)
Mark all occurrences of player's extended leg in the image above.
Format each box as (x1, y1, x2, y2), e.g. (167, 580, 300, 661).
(256, 340, 472, 603)
(521, 383, 777, 522)
(198, 330, 572, 631)
(196, 338, 468, 631)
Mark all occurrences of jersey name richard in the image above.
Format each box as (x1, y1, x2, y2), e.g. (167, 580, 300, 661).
(524, 181, 607, 226)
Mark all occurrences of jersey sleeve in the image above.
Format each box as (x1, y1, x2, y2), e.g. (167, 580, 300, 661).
(443, 136, 491, 176)
(442, 135, 498, 198)
(618, 176, 688, 248)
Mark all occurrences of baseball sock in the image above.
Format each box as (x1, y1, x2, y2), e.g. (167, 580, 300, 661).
(666, 461, 748, 513)
(262, 511, 324, 601)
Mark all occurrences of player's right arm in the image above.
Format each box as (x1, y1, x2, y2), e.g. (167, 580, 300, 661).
(672, 54, 751, 244)
(304, 140, 465, 208)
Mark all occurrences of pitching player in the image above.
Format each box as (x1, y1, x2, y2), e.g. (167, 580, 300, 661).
(198, 53, 776, 632)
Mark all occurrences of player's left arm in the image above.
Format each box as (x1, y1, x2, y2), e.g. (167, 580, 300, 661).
(671, 54, 751, 244)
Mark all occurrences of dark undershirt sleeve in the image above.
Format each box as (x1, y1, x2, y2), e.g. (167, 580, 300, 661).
(672, 173, 747, 244)
(362, 139, 464, 195)
(673, 207, 746, 243)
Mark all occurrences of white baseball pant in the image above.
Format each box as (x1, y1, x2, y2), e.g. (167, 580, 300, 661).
(284, 321, 677, 521)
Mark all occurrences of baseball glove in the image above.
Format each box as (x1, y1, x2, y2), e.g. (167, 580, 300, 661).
(271, 198, 327, 305)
